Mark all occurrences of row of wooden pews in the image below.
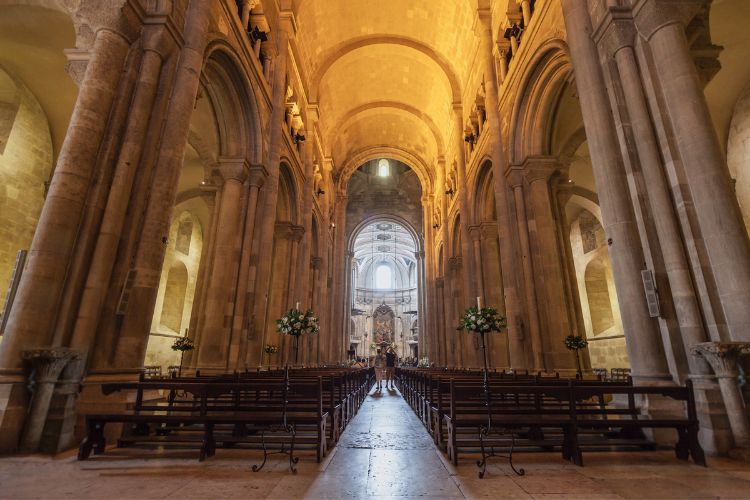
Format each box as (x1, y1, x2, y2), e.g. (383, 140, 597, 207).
(397, 368, 705, 477)
(78, 366, 372, 472)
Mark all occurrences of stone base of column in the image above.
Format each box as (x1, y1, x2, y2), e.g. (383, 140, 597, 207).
(692, 374, 734, 455)
(73, 369, 142, 446)
(0, 371, 29, 453)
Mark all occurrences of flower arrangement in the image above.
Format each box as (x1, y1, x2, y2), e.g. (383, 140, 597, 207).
(417, 357, 430, 368)
(171, 336, 195, 352)
(564, 335, 588, 351)
(276, 308, 319, 337)
(564, 335, 588, 375)
(263, 344, 279, 355)
(457, 306, 507, 333)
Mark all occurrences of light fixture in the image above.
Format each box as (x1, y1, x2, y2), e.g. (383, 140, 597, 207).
(445, 187, 455, 196)
(250, 26, 268, 42)
(464, 133, 476, 145)
(293, 133, 306, 144)
(316, 188, 325, 196)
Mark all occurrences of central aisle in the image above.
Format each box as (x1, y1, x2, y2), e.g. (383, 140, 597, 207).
(314, 387, 463, 497)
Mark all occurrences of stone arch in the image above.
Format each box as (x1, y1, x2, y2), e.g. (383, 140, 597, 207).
(337, 145, 434, 196)
(276, 162, 299, 224)
(509, 39, 573, 164)
(450, 213, 462, 258)
(310, 35, 462, 103)
(472, 160, 497, 223)
(202, 43, 263, 164)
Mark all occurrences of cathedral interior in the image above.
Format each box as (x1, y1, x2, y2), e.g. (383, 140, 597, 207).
(2, 0, 750, 497)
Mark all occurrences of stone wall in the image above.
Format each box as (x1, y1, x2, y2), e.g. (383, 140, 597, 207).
(569, 208, 630, 370)
(144, 210, 203, 369)
(727, 85, 750, 236)
(0, 67, 52, 318)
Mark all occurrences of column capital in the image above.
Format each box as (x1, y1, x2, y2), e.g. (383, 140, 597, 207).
(595, 7, 637, 56)
(468, 225, 483, 242)
(311, 256, 323, 269)
(248, 163, 268, 188)
(521, 156, 560, 184)
(630, 0, 705, 41)
(289, 224, 305, 242)
(22, 348, 80, 384)
(216, 157, 249, 183)
(480, 221, 499, 238)
(506, 165, 525, 189)
(692, 341, 750, 378)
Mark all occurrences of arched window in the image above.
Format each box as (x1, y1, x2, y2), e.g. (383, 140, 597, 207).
(378, 159, 390, 177)
(375, 264, 392, 289)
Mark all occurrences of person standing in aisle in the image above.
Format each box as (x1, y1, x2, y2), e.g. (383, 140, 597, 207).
(372, 348, 386, 392)
(385, 347, 397, 390)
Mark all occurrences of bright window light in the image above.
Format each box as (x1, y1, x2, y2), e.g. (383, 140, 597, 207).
(378, 159, 390, 177)
(375, 264, 392, 289)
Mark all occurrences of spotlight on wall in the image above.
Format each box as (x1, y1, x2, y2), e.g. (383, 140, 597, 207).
(504, 23, 522, 41)
(316, 188, 326, 197)
(250, 26, 268, 42)
(293, 133, 306, 144)
(464, 133, 476, 145)
(432, 223, 441, 230)
(445, 187, 455, 196)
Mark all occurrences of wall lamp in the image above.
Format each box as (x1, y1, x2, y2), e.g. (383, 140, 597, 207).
(293, 133, 306, 144)
(445, 187, 455, 196)
(464, 133, 476, 145)
(316, 188, 326, 197)
(250, 26, 268, 42)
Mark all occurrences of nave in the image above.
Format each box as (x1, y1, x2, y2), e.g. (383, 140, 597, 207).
(1, 387, 750, 499)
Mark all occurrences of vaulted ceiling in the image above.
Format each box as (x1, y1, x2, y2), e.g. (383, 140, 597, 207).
(293, 0, 494, 182)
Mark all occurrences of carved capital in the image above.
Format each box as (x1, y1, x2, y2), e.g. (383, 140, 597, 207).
(248, 163, 268, 188)
(468, 225, 483, 242)
(216, 157, 249, 183)
(691, 342, 750, 378)
(631, 0, 706, 41)
(506, 165, 525, 189)
(22, 349, 80, 385)
(596, 7, 638, 56)
(521, 156, 559, 184)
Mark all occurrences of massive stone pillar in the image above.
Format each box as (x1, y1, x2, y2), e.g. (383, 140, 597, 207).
(508, 168, 544, 370)
(330, 195, 348, 362)
(0, 28, 131, 370)
(0, 22, 134, 452)
(523, 158, 576, 371)
(196, 159, 248, 370)
(453, 107, 478, 307)
(561, 0, 671, 383)
(599, 11, 729, 451)
(248, 15, 292, 367)
(231, 165, 266, 370)
(70, 29, 172, 359)
(477, 10, 525, 369)
(110, 0, 213, 370)
(633, 3, 750, 343)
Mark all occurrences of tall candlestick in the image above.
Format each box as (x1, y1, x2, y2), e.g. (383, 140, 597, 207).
(476, 296, 481, 309)
(295, 301, 300, 310)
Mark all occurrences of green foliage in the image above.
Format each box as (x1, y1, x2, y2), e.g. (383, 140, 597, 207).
(171, 336, 195, 352)
(457, 306, 507, 333)
(276, 308, 320, 337)
(564, 335, 588, 351)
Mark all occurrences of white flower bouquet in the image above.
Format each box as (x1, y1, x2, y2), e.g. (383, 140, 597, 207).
(276, 307, 320, 337)
(457, 306, 507, 333)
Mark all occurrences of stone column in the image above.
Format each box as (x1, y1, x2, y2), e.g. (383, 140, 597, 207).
(453, 106, 478, 303)
(524, 158, 576, 371)
(469, 226, 485, 300)
(508, 168, 544, 370)
(19, 349, 79, 453)
(110, 0, 213, 369)
(330, 195, 348, 362)
(70, 30, 171, 357)
(634, 6, 750, 342)
(0, 29, 130, 369)
(478, 10, 524, 369)
(692, 342, 750, 451)
(519, 0, 532, 27)
(296, 120, 317, 310)
(187, 186, 220, 367)
(196, 159, 248, 369)
(435, 279, 446, 365)
(233, 166, 266, 369)
(310, 257, 323, 363)
(561, 0, 671, 382)
(249, 16, 292, 367)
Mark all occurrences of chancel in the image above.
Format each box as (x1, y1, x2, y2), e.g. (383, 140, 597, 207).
(1, 0, 750, 498)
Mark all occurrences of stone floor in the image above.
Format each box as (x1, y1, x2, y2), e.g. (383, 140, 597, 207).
(2, 387, 750, 499)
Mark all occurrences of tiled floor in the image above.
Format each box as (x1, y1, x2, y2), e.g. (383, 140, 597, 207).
(1, 387, 750, 499)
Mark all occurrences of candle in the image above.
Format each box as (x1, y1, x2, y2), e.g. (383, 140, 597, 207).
(295, 302, 300, 310)
(476, 296, 481, 309)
